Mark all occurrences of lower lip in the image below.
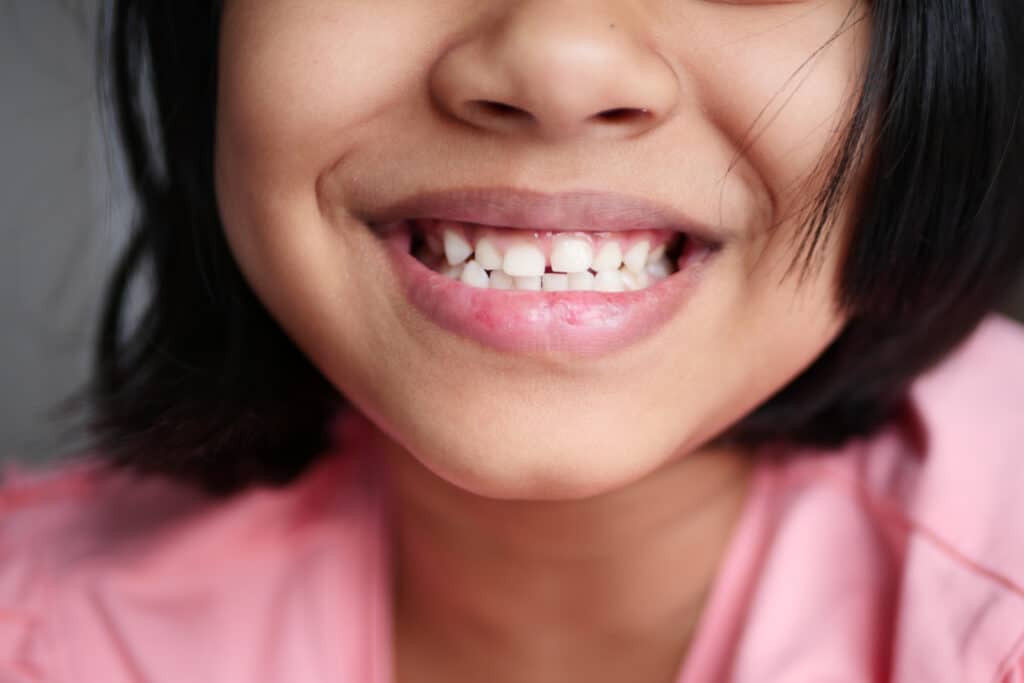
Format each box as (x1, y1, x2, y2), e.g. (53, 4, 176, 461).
(379, 222, 716, 357)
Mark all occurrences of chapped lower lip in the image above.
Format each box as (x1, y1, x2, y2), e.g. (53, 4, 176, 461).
(378, 221, 716, 357)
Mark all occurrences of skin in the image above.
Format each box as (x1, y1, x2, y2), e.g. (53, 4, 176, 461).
(214, 1, 871, 681)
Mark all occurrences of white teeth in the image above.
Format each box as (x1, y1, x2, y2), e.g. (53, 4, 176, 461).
(550, 236, 594, 273)
(489, 270, 514, 290)
(425, 229, 678, 291)
(460, 260, 489, 288)
(514, 275, 542, 291)
(474, 237, 503, 270)
(503, 243, 546, 277)
(645, 257, 673, 280)
(623, 240, 650, 274)
(647, 243, 666, 264)
(594, 270, 624, 292)
(443, 229, 473, 266)
(541, 273, 569, 291)
(619, 268, 650, 291)
(567, 271, 596, 291)
(442, 262, 464, 280)
(592, 242, 623, 272)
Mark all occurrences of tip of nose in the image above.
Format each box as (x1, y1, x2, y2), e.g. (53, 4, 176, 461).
(432, 9, 680, 142)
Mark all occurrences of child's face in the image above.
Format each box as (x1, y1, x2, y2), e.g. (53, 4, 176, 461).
(215, 0, 869, 499)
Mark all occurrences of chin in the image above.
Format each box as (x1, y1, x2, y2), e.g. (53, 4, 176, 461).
(410, 429, 670, 502)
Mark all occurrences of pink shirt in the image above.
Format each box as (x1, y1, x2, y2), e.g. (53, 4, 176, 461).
(2, 314, 1024, 683)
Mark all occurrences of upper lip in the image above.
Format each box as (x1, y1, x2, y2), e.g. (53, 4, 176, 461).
(362, 187, 725, 245)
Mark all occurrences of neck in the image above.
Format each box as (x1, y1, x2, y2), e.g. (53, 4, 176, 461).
(374, 432, 756, 683)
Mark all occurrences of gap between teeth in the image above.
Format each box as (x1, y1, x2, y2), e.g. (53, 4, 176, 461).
(420, 227, 679, 292)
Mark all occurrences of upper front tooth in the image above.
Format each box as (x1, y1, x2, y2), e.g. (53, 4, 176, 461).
(592, 242, 623, 271)
(474, 237, 503, 270)
(503, 243, 546, 277)
(443, 229, 472, 266)
(550, 236, 594, 273)
(623, 240, 650, 273)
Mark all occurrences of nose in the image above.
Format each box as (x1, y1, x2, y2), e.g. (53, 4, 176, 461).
(429, 2, 680, 142)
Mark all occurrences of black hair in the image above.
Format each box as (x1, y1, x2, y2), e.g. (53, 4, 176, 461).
(84, 0, 1024, 496)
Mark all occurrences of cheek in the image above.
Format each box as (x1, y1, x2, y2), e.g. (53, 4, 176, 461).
(214, 1, 436, 348)
(215, 1, 437, 207)
(658, 4, 869, 221)
(661, 238, 847, 442)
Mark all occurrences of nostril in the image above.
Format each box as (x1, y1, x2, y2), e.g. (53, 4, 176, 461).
(472, 100, 532, 120)
(593, 107, 653, 124)
(462, 101, 658, 135)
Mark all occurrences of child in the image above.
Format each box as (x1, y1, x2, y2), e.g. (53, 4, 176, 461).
(3, 1, 1024, 681)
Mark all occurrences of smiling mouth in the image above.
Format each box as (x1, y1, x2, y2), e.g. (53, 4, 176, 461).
(376, 215, 714, 356)
(400, 218, 689, 293)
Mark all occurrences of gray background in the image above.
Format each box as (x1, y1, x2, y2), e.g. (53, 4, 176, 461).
(2, 4, 1023, 466)
(2, 3, 131, 466)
